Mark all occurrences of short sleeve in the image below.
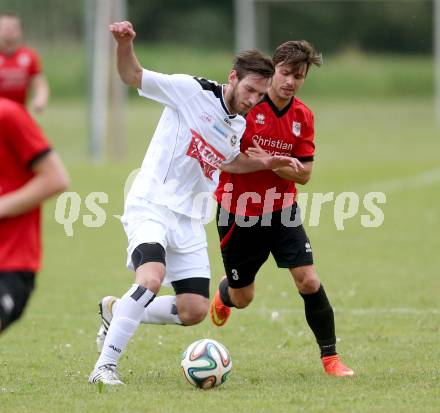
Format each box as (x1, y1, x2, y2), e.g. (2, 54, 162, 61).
(293, 110, 315, 161)
(3, 102, 51, 167)
(137, 69, 201, 109)
(27, 48, 42, 77)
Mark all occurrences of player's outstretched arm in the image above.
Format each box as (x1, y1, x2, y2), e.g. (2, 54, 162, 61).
(0, 152, 69, 219)
(245, 141, 312, 184)
(221, 152, 303, 174)
(109, 21, 142, 89)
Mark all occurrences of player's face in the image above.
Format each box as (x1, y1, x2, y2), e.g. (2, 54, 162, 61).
(271, 62, 307, 102)
(227, 71, 271, 114)
(0, 17, 22, 45)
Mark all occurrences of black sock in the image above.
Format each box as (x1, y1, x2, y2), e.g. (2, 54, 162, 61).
(219, 277, 235, 307)
(300, 284, 337, 358)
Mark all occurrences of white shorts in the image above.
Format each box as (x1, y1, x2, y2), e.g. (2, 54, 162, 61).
(121, 200, 210, 286)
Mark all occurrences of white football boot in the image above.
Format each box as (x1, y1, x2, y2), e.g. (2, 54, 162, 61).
(96, 296, 117, 353)
(88, 364, 124, 385)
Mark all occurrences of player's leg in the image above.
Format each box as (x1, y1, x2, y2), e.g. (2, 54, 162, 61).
(97, 278, 208, 329)
(141, 212, 211, 325)
(290, 265, 335, 355)
(153, 224, 211, 325)
(172, 278, 209, 325)
(95, 216, 210, 332)
(211, 206, 269, 326)
(90, 202, 176, 384)
(291, 265, 353, 376)
(272, 204, 353, 376)
(90, 242, 166, 385)
(0, 272, 35, 334)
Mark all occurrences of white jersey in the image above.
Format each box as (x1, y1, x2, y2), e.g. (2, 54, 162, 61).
(127, 69, 245, 220)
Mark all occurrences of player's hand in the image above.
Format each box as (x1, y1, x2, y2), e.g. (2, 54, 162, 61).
(266, 156, 304, 172)
(246, 140, 304, 172)
(245, 140, 268, 159)
(109, 21, 136, 42)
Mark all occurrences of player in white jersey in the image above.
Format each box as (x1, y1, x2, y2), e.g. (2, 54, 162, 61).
(89, 21, 304, 385)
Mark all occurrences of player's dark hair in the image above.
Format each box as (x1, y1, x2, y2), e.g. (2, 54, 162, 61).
(0, 12, 19, 19)
(273, 40, 322, 75)
(233, 49, 274, 81)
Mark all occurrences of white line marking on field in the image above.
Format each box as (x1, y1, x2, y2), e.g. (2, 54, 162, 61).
(363, 167, 440, 194)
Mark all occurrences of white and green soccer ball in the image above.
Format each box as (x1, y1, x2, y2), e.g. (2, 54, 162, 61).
(181, 338, 232, 389)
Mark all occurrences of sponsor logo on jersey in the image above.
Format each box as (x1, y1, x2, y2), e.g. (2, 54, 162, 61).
(252, 135, 293, 156)
(256, 113, 265, 124)
(305, 242, 312, 253)
(230, 135, 237, 146)
(17, 53, 31, 67)
(187, 129, 226, 180)
(292, 121, 301, 137)
(199, 111, 213, 124)
(213, 123, 228, 138)
(224, 117, 232, 126)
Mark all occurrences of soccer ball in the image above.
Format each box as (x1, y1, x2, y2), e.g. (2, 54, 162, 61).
(181, 338, 232, 389)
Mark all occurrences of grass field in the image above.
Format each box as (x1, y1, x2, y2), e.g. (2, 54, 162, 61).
(1, 55, 439, 412)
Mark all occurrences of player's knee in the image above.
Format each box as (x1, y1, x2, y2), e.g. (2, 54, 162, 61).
(132, 243, 166, 292)
(292, 266, 320, 294)
(299, 274, 320, 294)
(140, 275, 162, 293)
(179, 304, 208, 326)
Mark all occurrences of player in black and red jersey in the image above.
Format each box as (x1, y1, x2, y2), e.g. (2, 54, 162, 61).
(210, 41, 354, 377)
(0, 98, 68, 334)
(0, 13, 49, 112)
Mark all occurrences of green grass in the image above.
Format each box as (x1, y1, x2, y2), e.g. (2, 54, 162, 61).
(39, 43, 434, 100)
(1, 93, 439, 411)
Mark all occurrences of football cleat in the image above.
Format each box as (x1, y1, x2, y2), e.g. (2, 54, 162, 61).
(88, 364, 124, 385)
(210, 289, 231, 327)
(322, 355, 354, 377)
(96, 296, 117, 353)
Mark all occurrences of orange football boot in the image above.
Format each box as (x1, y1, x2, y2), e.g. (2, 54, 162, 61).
(322, 355, 354, 377)
(210, 290, 231, 327)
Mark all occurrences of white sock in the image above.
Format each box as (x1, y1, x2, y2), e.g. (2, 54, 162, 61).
(141, 295, 182, 325)
(113, 295, 182, 325)
(95, 284, 155, 368)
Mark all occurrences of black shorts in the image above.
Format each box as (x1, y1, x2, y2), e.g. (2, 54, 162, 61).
(0, 271, 35, 332)
(171, 277, 210, 299)
(216, 203, 313, 289)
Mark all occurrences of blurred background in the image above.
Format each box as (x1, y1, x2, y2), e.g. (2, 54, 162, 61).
(1, 0, 437, 160)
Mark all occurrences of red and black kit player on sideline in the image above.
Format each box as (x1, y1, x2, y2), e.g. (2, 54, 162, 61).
(211, 41, 354, 376)
(0, 98, 68, 334)
(0, 13, 49, 112)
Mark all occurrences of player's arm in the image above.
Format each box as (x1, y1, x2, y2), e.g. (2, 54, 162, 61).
(109, 21, 142, 88)
(30, 73, 49, 113)
(272, 161, 313, 185)
(221, 152, 303, 174)
(245, 140, 312, 184)
(0, 151, 69, 219)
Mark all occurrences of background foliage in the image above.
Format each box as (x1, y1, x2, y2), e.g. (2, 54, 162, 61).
(0, 0, 434, 52)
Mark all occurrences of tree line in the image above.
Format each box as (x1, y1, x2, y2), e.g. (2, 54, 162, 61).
(1, 0, 433, 54)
